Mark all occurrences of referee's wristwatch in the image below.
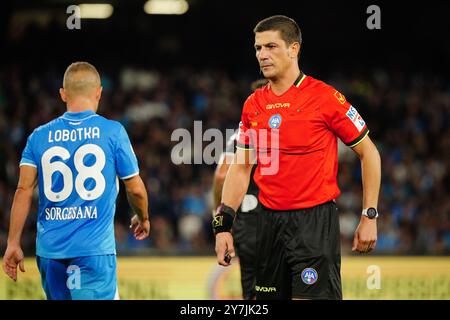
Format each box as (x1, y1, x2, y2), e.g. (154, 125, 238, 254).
(362, 207, 378, 219)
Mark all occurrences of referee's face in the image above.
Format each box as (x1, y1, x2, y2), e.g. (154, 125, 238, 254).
(254, 30, 292, 80)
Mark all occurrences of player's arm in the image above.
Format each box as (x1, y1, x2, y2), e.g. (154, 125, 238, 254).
(123, 175, 150, 240)
(351, 135, 381, 253)
(2, 165, 38, 281)
(214, 147, 255, 266)
(212, 153, 234, 210)
(222, 148, 255, 211)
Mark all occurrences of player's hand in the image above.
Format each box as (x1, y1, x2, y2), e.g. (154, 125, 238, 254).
(215, 232, 235, 266)
(352, 216, 377, 254)
(2, 245, 25, 282)
(130, 214, 150, 240)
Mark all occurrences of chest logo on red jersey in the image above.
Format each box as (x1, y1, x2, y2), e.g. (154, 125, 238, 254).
(266, 102, 290, 110)
(268, 114, 282, 129)
(334, 90, 347, 104)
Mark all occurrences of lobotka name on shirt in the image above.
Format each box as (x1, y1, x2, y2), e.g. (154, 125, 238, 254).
(45, 205, 98, 221)
(48, 127, 100, 143)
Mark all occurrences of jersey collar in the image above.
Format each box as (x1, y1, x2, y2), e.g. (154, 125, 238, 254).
(294, 71, 306, 87)
(62, 110, 97, 121)
(267, 71, 307, 98)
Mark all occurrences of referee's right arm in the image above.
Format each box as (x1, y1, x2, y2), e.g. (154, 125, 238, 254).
(221, 147, 255, 211)
(215, 147, 255, 266)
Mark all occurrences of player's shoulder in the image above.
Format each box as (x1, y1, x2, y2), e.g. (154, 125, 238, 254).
(82, 114, 128, 136)
(252, 82, 270, 98)
(303, 75, 348, 104)
(244, 83, 269, 109)
(94, 114, 124, 129)
(33, 113, 126, 135)
(242, 92, 256, 114)
(244, 91, 256, 105)
(30, 116, 64, 137)
(303, 75, 335, 94)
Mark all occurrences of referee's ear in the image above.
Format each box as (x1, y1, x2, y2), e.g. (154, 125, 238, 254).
(289, 42, 300, 60)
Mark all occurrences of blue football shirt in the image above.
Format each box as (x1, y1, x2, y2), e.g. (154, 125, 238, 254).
(20, 110, 139, 259)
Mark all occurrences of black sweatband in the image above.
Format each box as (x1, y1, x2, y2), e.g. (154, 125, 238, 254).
(212, 203, 236, 235)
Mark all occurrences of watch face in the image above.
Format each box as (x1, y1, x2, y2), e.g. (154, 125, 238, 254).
(367, 208, 377, 219)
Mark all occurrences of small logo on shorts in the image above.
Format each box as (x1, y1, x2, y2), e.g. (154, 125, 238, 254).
(301, 268, 318, 285)
(268, 114, 282, 129)
(256, 285, 277, 292)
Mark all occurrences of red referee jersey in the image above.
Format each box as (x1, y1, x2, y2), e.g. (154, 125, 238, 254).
(237, 73, 369, 210)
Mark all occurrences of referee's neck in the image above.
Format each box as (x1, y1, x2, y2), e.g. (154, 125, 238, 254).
(270, 67, 302, 95)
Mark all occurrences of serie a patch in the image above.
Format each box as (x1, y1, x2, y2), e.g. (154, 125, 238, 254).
(346, 105, 365, 132)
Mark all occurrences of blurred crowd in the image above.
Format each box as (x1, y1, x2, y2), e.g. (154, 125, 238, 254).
(0, 64, 449, 256)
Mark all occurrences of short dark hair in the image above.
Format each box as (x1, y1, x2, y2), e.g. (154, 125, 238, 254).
(253, 15, 302, 46)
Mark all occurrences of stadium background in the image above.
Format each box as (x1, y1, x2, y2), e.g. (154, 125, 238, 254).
(0, 0, 449, 299)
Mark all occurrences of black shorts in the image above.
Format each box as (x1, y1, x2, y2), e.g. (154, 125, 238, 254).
(255, 201, 342, 300)
(233, 211, 257, 300)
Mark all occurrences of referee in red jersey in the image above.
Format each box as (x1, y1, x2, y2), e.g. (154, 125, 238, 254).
(213, 15, 381, 300)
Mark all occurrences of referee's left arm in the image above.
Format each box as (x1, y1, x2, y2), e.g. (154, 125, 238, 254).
(351, 135, 381, 253)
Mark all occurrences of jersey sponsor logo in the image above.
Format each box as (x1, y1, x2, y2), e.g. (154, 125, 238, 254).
(266, 102, 290, 110)
(268, 114, 282, 129)
(334, 90, 347, 104)
(346, 105, 365, 132)
(346, 105, 358, 120)
(250, 121, 258, 127)
(301, 268, 318, 285)
(355, 114, 366, 131)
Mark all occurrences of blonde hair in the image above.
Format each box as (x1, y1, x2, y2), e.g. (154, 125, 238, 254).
(63, 62, 101, 97)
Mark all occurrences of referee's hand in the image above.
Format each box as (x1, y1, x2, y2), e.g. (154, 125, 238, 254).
(215, 232, 235, 266)
(352, 216, 377, 254)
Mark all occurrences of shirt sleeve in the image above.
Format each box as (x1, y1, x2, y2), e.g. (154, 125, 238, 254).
(236, 95, 256, 150)
(19, 131, 37, 168)
(321, 88, 369, 148)
(114, 124, 140, 179)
